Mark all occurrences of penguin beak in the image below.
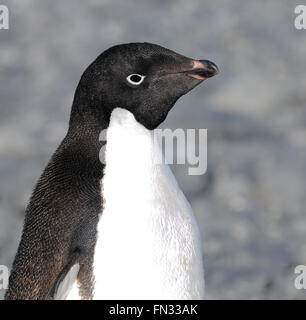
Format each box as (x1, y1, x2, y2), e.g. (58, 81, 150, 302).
(184, 60, 219, 80)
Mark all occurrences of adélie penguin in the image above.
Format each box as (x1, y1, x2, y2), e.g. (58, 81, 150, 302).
(5, 43, 219, 300)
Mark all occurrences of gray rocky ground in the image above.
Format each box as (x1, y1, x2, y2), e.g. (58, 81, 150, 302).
(0, 0, 305, 299)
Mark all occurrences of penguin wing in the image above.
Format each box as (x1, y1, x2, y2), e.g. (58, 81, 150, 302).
(49, 262, 80, 300)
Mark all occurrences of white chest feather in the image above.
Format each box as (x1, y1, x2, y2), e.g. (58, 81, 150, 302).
(93, 108, 204, 300)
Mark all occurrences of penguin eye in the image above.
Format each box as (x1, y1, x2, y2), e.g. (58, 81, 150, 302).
(126, 74, 146, 85)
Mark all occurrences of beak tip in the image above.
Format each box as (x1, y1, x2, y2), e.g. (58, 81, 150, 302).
(198, 59, 219, 76)
(188, 59, 219, 79)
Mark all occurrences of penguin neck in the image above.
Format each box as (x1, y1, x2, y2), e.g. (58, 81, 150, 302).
(66, 100, 111, 155)
(69, 107, 109, 136)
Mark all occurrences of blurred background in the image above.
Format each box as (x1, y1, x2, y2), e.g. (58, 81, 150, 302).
(0, 0, 306, 299)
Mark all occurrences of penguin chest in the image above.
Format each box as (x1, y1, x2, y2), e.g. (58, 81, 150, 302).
(93, 108, 204, 300)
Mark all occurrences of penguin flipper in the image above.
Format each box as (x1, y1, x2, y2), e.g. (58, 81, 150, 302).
(49, 251, 81, 300)
(51, 263, 80, 300)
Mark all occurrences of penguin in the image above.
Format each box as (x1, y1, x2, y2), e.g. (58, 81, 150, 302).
(5, 43, 219, 300)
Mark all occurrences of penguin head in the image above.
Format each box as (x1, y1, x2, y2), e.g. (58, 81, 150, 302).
(71, 42, 219, 130)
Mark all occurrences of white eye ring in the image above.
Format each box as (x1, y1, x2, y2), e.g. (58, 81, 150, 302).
(126, 74, 146, 85)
